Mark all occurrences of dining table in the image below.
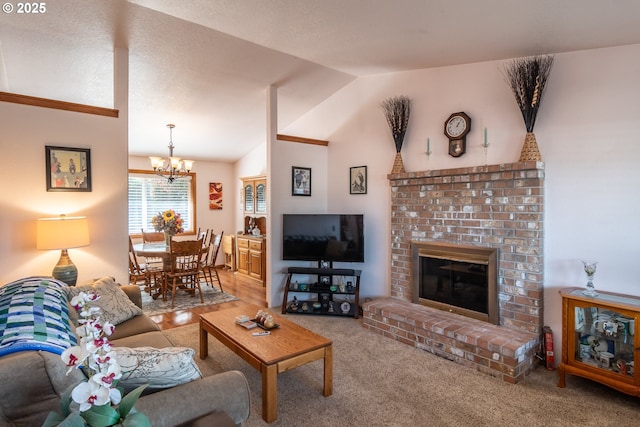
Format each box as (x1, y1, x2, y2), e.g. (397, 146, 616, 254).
(133, 240, 210, 300)
(132, 242, 170, 268)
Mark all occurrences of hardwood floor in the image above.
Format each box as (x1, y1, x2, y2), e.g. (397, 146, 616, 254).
(147, 267, 267, 331)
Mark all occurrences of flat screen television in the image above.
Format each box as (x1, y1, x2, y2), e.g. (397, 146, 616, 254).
(282, 214, 364, 263)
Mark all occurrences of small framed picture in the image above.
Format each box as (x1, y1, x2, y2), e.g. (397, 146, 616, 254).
(350, 165, 367, 194)
(292, 166, 311, 196)
(45, 146, 92, 192)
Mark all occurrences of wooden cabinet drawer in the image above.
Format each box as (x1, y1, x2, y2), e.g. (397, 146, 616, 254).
(249, 240, 263, 251)
(237, 238, 249, 249)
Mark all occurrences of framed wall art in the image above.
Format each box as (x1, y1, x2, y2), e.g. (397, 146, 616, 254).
(291, 166, 311, 196)
(350, 165, 367, 194)
(45, 146, 92, 192)
(209, 182, 223, 210)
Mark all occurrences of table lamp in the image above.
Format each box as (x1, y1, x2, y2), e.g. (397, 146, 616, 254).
(37, 215, 90, 286)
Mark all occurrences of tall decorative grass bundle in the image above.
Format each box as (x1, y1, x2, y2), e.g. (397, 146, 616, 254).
(381, 96, 411, 153)
(502, 55, 554, 132)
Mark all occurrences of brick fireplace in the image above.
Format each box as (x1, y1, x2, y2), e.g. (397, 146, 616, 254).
(363, 161, 544, 383)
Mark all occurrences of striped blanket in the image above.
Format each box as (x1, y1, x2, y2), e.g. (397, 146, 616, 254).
(0, 277, 77, 357)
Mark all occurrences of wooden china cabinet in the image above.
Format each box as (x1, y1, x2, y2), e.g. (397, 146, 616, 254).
(236, 235, 266, 285)
(558, 287, 640, 396)
(237, 175, 267, 286)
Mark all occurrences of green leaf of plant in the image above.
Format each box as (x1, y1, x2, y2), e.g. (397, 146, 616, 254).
(42, 412, 66, 427)
(43, 411, 86, 427)
(59, 381, 82, 415)
(121, 411, 152, 427)
(81, 404, 120, 427)
(118, 384, 148, 418)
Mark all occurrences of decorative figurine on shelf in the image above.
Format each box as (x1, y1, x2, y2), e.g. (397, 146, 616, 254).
(582, 260, 598, 297)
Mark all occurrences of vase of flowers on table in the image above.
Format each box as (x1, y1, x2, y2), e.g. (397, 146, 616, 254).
(44, 292, 149, 427)
(151, 209, 184, 245)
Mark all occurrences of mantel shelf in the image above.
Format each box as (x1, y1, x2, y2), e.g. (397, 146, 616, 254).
(388, 161, 544, 181)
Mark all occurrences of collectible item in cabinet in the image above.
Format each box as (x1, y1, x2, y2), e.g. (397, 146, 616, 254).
(558, 287, 640, 396)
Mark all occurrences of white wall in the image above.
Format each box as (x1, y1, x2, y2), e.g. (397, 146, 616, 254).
(268, 139, 328, 306)
(281, 44, 640, 359)
(0, 49, 129, 286)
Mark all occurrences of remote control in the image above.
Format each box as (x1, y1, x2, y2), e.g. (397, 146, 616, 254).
(252, 331, 270, 336)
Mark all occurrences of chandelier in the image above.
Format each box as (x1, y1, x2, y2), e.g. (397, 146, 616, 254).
(149, 124, 194, 183)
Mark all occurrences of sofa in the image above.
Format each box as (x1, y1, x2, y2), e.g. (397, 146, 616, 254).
(0, 277, 251, 426)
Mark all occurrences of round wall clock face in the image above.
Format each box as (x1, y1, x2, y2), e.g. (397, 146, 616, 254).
(446, 115, 467, 138)
(444, 112, 471, 140)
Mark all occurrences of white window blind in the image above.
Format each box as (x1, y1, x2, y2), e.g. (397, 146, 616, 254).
(128, 171, 195, 234)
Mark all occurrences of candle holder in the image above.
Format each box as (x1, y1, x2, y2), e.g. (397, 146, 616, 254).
(582, 260, 598, 297)
(425, 147, 432, 170)
(482, 142, 489, 165)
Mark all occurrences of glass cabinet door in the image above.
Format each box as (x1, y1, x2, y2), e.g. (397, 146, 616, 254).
(244, 183, 254, 213)
(572, 304, 634, 378)
(255, 182, 266, 214)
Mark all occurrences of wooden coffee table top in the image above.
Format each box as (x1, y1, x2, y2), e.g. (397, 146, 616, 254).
(199, 303, 332, 365)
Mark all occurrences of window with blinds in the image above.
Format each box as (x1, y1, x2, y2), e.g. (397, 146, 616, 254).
(128, 170, 196, 235)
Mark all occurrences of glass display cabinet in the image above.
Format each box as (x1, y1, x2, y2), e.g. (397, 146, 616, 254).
(558, 288, 639, 396)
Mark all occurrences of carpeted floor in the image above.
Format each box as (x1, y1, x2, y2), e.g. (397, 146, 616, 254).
(162, 311, 640, 427)
(140, 281, 238, 316)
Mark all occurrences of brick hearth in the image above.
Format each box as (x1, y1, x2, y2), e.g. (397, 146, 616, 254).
(363, 161, 544, 383)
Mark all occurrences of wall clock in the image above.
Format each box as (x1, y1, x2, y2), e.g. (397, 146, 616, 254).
(443, 112, 471, 157)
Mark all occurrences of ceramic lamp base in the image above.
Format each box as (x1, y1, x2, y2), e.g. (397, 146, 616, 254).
(52, 249, 78, 286)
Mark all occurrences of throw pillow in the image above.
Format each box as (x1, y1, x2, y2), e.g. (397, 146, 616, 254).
(112, 346, 202, 391)
(64, 276, 142, 326)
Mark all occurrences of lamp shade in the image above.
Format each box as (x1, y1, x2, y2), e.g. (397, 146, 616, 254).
(37, 216, 90, 250)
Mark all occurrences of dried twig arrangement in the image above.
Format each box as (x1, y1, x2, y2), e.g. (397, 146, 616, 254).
(380, 96, 411, 152)
(502, 55, 554, 132)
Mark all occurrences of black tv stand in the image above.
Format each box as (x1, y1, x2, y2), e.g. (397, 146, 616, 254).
(281, 267, 361, 318)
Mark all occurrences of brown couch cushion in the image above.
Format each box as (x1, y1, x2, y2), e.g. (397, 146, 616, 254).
(107, 313, 160, 341)
(0, 351, 83, 426)
(111, 330, 172, 348)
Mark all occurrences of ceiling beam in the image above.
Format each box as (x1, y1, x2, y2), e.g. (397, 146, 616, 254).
(0, 91, 119, 118)
(277, 134, 329, 146)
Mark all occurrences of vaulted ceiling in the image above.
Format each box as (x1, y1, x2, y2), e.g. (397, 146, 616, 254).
(1, 0, 639, 162)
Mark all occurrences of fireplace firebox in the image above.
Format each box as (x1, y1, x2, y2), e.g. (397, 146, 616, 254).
(411, 241, 498, 324)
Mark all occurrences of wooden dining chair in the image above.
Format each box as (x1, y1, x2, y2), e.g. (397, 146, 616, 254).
(141, 229, 164, 243)
(128, 237, 149, 289)
(201, 231, 224, 292)
(129, 236, 163, 297)
(165, 238, 205, 309)
(140, 229, 165, 269)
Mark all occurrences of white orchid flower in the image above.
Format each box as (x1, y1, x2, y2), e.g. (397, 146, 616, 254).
(71, 381, 110, 412)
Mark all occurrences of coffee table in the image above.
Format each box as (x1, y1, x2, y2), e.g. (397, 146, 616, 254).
(199, 303, 333, 423)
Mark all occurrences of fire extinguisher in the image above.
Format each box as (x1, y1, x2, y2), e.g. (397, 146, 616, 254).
(543, 326, 555, 370)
